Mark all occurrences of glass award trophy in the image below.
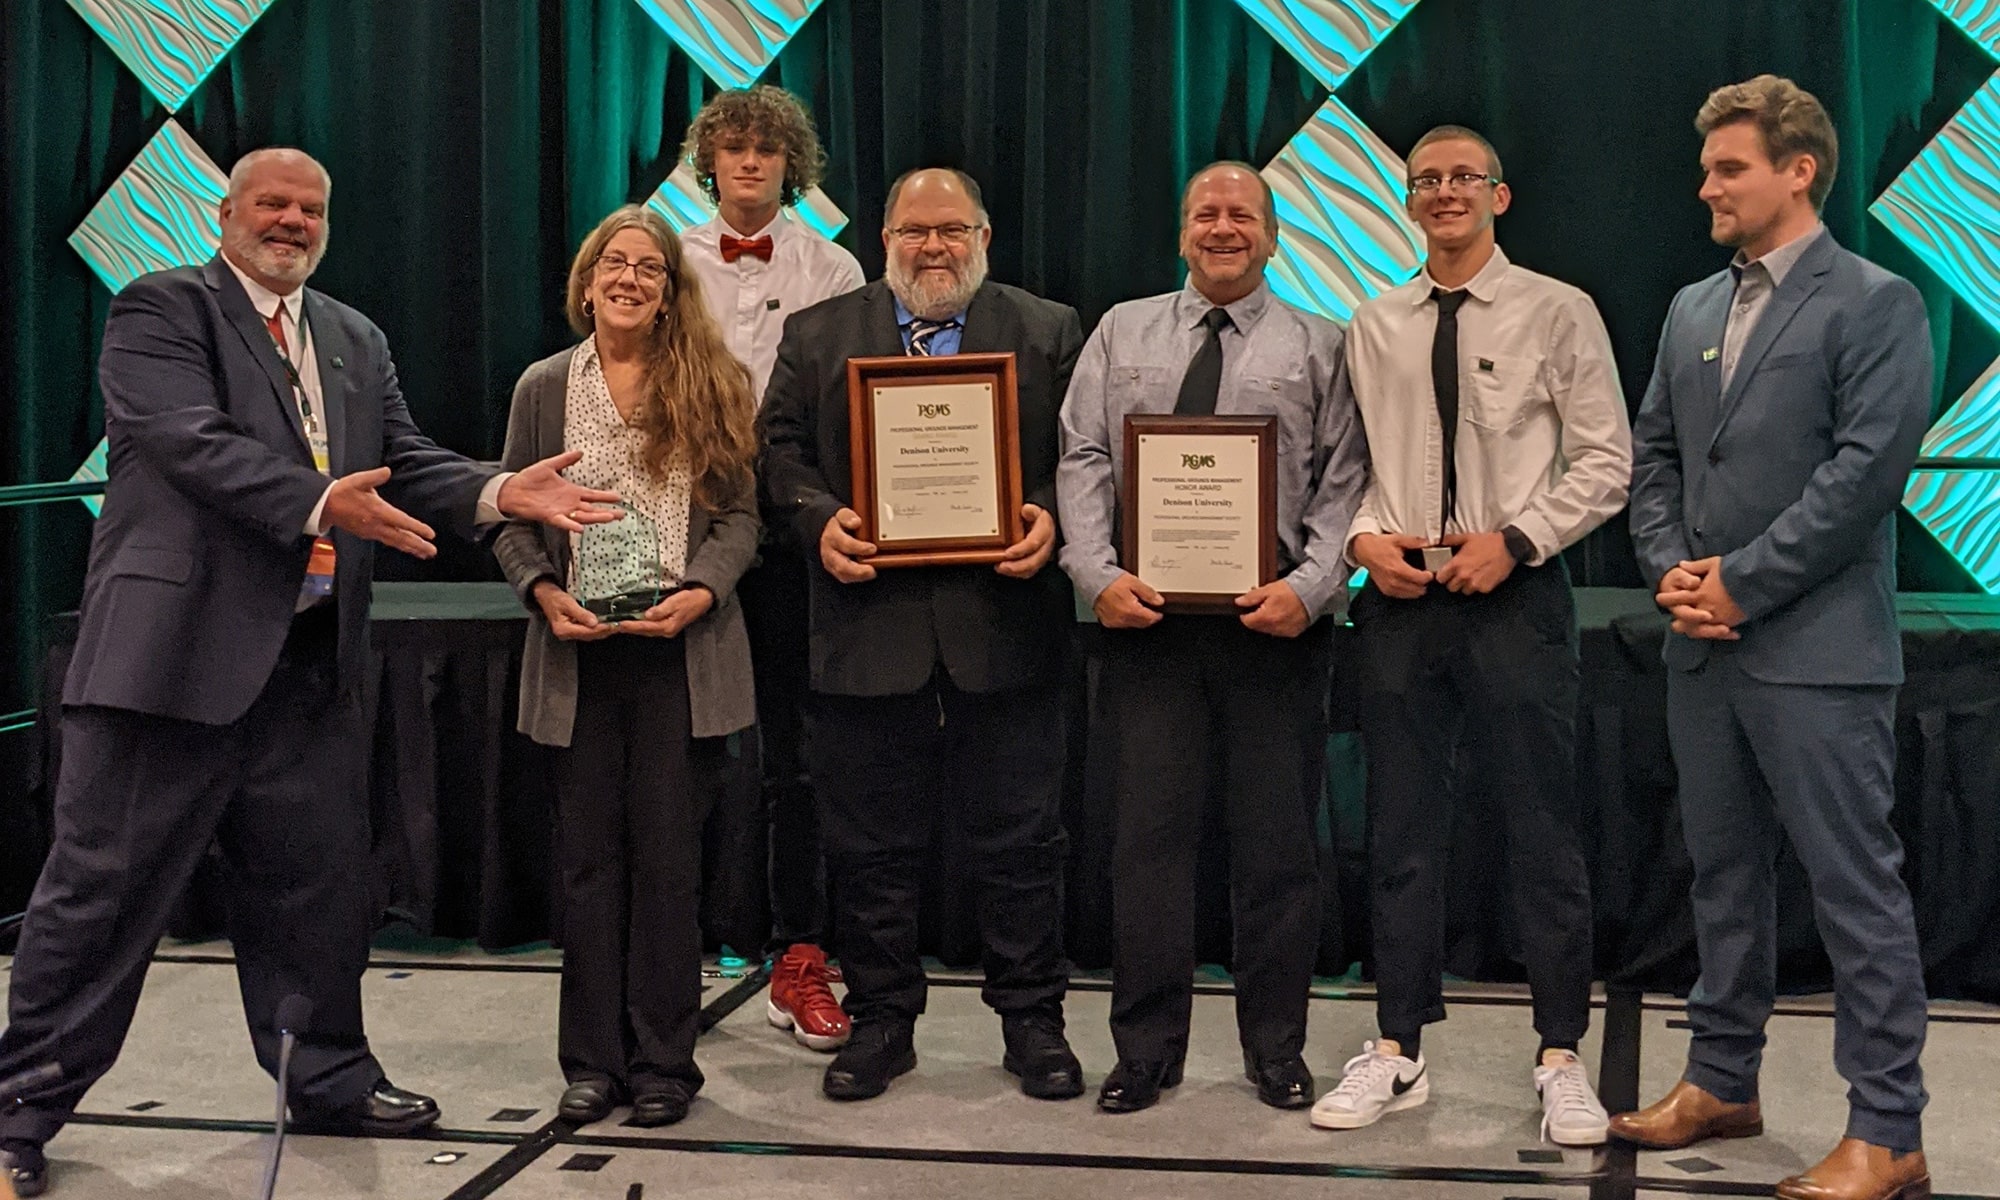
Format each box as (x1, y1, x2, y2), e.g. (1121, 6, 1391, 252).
(571, 501, 664, 621)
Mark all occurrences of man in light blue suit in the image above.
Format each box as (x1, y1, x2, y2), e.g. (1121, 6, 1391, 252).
(1614, 77, 1932, 1200)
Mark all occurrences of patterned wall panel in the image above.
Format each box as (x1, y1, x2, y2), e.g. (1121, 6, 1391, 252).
(1230, 0, 1426, 327)
(67, 119, 226, 295)
(1877, 3, 2000, 589)
(64, 0, 277, 112)
(1263, 98, 1424, 324)
(65, 119, 228, 515)
(631, 0, 823, 91)
(1232, 0, 1419, 89)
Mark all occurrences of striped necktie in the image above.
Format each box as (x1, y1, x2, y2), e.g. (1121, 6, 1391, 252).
(907, 318, 957, 356)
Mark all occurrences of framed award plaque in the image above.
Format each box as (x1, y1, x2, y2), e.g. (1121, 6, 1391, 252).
(846, 352, 1025, 567)
(1120, 413, 1278, 612)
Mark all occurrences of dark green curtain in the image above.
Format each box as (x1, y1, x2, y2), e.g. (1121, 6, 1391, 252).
(3, 0, 1995, 714)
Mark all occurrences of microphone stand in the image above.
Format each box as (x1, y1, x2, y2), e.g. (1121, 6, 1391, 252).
(259, 997, 312, 1200)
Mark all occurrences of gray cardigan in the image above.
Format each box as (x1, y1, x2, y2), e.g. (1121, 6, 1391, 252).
(493, 346, 758, 745)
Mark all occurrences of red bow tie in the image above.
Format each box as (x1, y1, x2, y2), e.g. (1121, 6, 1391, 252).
(720, 234, 774, 263)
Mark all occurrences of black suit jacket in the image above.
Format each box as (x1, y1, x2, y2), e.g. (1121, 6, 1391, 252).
(65, 256, 493, 725)
(758, 279, 1086, 697)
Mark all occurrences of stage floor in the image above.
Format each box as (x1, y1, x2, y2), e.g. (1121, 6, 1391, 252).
(3, 942, 1995, 1199)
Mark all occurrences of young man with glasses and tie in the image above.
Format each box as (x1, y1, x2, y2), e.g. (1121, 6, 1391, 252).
(758, 167, 1087, 1104)
(1314, 126, 1631, 1145)
(678, 87, 863, 1056)
(1056, 161, 1369, 1116)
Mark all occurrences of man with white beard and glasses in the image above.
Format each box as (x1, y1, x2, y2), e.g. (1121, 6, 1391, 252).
(758, 167, 1088, 1103)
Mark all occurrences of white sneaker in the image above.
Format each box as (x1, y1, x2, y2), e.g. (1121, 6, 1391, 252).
(1534, 1050, 1608, 1146)
(1309, 1040, 1428, 1130)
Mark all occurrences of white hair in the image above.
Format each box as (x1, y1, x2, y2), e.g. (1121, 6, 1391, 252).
(227, 148, 332, 201)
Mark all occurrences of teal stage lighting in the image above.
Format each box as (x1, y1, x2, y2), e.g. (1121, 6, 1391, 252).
(1877, 1, 2000, 591)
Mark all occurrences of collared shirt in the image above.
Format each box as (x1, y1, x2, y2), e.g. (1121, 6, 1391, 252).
(1056, 279, 1369, 620)
(1722, 223, 1826, 390)
(562, 335, 692, 593)
(1343, 246, 1631, 565)
(892, 294, 967, 356)
(224, 255, 326, 472)
(221, 256, 509, 536)
(682, 212, 864, 402)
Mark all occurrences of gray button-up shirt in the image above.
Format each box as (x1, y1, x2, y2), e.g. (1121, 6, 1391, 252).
(1056, 280, 1369, 619)
(1722, 224, 1826, 390)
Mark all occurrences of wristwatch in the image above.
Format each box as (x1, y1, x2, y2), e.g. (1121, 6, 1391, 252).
(1501, 525, 1536, 565)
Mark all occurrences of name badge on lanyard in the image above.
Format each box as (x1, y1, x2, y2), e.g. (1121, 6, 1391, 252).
(270, 311, 338, 595)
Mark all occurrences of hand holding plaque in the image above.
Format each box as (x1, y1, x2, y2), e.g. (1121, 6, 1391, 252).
(1120, 414, 1278, 614)
(571, 500, 665, 621)
(846, 353, 1025, 567)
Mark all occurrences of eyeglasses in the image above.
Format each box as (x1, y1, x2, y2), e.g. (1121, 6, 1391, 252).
(595, 253, 669, 285)
(1408, 173, 1499, 196)
(888, 223, 983, 248)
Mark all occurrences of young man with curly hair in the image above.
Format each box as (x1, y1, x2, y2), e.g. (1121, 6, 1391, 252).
(678, 86, 863, 1057)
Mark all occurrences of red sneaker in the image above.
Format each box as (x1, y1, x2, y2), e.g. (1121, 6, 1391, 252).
(768, 944, 851, 1051)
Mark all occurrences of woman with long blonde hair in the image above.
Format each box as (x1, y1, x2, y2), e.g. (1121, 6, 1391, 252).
(494, 205, 759, 1127)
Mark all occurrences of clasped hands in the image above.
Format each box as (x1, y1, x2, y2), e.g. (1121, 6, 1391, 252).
(532, 579, 714, 642)
(1349, 531, 1517, 599)
(1655, 556, 1744, 641)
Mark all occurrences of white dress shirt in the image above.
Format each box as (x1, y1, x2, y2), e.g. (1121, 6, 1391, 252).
(681, 212, 864, 403)
(222, 257, 508, 536)
(1343, 246, 1632, 565)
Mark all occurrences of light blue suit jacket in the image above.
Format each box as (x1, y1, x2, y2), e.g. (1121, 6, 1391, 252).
(1628, 230, 1932, 685)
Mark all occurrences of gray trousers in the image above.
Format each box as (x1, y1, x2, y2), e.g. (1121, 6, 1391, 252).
(1667, 654, 1928, 1151)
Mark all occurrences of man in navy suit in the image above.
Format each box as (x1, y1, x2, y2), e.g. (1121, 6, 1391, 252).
(1614, 78, 1932, 1200)
(0, 148, 613, 1197)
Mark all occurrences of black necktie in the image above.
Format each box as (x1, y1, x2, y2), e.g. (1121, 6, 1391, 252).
(1431, 288, 1470, 537)
(1174, 307, 1233, 415)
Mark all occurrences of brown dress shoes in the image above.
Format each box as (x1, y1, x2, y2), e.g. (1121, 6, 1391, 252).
(1776, 1138, 1930, 1200)
(1607, 1079, 1763, 1149)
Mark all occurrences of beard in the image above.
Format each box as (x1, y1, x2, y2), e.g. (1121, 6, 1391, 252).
(886, 240, 988, 321)
(226, 224, 327, 289)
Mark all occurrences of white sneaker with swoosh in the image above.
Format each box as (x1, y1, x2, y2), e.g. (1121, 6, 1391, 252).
(1310, 1041, 1428, 1130)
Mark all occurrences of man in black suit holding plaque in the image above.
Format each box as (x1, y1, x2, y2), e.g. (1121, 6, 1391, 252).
(1055, 161, 1368, 1115)
(757, 167, 1087, 1103)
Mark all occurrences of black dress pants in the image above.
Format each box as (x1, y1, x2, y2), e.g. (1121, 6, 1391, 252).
(808, 674, 1069, 1028)
(0, 609, 381, 1148)
(555, 636, 709, 1094)
(1351, 559, 1592, 1047)
(739, 537, 827, 951)
(1102, 616, 1332, 1067)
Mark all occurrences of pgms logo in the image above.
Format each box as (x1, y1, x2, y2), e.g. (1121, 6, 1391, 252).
(918, 403, 952, 419)
(1180, 453, 1216, 470)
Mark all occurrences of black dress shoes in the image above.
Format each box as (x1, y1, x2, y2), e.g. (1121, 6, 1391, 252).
(292, 1078, 441, 1136)
(559, 1079, 622, 1124)
(2, 1140, 48, 1198)
(1001, 1013, 1085, 1100)
(1244, 1055, 1316, 1109)
(1096, 1059, 1183, 1113)
(628, 1082, 695, 1128)
(822, 1022, 917, 1101)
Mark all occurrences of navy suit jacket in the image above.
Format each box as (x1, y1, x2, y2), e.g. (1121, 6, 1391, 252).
(757, 279, 1085, 698)
(65, 256, 494, 725)
(1628, 230, 1933, 686)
